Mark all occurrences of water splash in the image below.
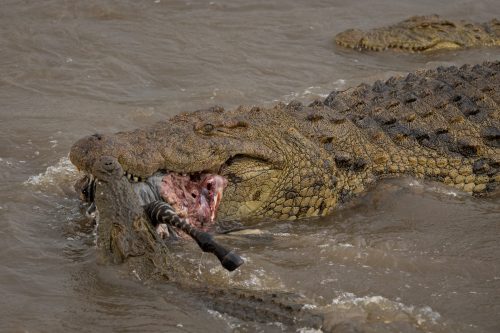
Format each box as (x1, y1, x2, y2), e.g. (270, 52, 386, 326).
(327, 292, 443, 329)
(25, 156, 80, 188)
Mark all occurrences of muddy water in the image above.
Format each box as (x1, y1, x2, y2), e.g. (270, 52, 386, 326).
(1, 0, 499, 332)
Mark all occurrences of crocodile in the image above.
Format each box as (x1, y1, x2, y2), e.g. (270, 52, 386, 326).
(71, 62, 499, 328)
(71, 62, 500, 225)
(335, 15, 500, 52)
(90, 154, 327, 330)
(89, 155, 444, 332)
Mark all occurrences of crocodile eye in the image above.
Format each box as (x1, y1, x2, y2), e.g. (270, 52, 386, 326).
(202, 123, 215, 133)
(193, 122, 217, 135)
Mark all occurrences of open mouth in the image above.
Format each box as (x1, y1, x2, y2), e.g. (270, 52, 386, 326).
(157, 172, 227, 231)
(77, 154, 245, 271)
(78, 168, 228, 238)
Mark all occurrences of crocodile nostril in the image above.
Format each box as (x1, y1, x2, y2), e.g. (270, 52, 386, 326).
(98, 156, 120, 172)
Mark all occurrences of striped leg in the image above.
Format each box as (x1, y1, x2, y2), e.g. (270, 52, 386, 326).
(144, 201, 244, 271)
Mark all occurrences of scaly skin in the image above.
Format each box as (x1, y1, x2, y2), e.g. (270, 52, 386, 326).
(91, 155, 188, 280)
(335, 15, 500, 52)
(71, 62, 500, 223)
(74, 62, 499, 329)
(91, 155, 326, 330)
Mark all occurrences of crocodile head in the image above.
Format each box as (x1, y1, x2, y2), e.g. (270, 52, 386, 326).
(335, 15, 500, 52)
(70, 105, 339, 223)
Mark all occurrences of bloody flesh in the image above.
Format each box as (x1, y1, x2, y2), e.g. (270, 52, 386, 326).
(158, 173, 227, 231)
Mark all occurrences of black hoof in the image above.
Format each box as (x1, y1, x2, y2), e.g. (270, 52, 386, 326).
(221, 251, 244, 271)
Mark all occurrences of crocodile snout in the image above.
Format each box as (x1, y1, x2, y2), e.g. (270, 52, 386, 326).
(92, 156, 124, 182)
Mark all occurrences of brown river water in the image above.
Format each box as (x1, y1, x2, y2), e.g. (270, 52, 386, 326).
(1, 0, 499, 332)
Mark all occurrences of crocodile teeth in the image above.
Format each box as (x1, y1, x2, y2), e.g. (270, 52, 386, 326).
(124, 170, 142, 182)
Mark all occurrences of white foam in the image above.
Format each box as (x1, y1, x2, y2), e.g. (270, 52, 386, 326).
(331, 79, 346, 90)
(302, 303, 318, 310)
(407, 179, 460, 197)
(207, 309, 242, 330)
(279, 84, 340, 104)
(297, 328, 323, 333)
(331, 292, 442, 325)
(25, 156, 79, 187)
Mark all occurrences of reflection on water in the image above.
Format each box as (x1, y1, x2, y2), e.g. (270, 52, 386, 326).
(1, 0, 499, 332)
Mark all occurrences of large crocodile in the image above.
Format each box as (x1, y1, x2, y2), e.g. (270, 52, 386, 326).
(335, 15, 500, 52)
(71, 61, 499, 225)
(71, 61, 499, 329)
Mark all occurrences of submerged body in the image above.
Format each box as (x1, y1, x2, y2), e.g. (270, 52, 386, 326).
(91, 155, 326, 330)
(335, 15, 500, 52)
(71, 62, 500, 223)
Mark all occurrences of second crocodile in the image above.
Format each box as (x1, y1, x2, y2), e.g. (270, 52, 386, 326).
(90, 155, 327, 330)
(335, 15, 500, 52)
